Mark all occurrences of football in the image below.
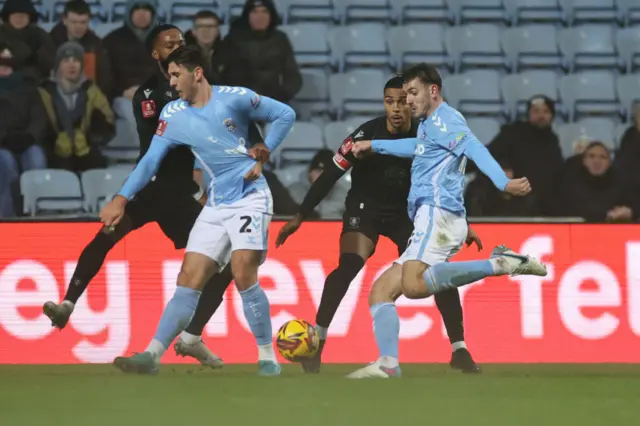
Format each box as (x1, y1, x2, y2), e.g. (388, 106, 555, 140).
(276, 319, 320, 362)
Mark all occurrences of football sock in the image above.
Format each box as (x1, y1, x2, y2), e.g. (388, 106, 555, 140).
(315, 325, 328, 340)
(434, 288, 465, 344)
(315, 253, 365, 328)
(370, 302, 399, 368)
(424, 260, 494, 295)
(183, 265, 233, 337)
(240, 283, 275, 360)
(452, 341, 467, 352)
(148, 286, 201, 360)
(64, 232, 116, 304)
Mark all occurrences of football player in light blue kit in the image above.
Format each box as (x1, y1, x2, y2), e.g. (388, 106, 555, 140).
(99, 45, 295, 376)
(347, 64, 548, 378)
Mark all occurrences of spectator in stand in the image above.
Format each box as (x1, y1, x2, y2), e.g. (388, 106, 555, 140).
(475, 95, 563, 203)
(185, 10, 225, 84)
(50, 0, 112, 96)
(0, 42, 47, 218)
(222, 0, 301, 104)
(38, 42, 114, 173)
(544, 141, 636, 223)
(288, 149, 347, 219)
(0, 0, 55, 83)
(616, 102, 640, 188)
(465, 160, 539, 217)
(103, 0, 158, 143)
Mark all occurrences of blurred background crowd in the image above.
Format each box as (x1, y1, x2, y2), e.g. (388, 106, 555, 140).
(1, 0, 639, 223)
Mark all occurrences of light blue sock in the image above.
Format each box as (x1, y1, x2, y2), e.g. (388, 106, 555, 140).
(153, 286, 201, 350)
(240, 283, 272, 346)
(370, 303, 399, 359)
(424, 260, 494, 294)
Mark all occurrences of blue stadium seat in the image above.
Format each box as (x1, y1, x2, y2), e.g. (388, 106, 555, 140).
(559, 26, 619, 72)
(388, 24, 452, 72)
(501, 25, 563, 71)
(280, 0, 334, 24)
(556, 118, 616, 158)
(616, 74, 640, 121)
(40, 21, 56, 33)
(102, 119, 141, 162)
(93, 22, 121, 38)
(81, 168, 130, 213)
(465, 117, 501, 145)
(273, 164, 308, 188)
(445, 24, 507, 72)
(391, 0, 451, 24)
(20, 170, 84, 216)
(292, 69, 330, 120)
(333, 0, 391, 24)
(617, 28, 640, 74)
(501, 71, 559, 119)
(451, 0, 506, 24)
(503, 0, 564, 25)
(269, 121, 325, 165)
(172, 19, 192, 32)
(618, 0, 640, 26)
(444, 70, 505, 117)
(329, 70, 386, 119)
(53, 0, 103, 21)
(171, 1, 220, 21)
(559, 71, 621, 121)
(324, 118, 366, 151)
(559, 0, 619, 25)
(329, 23, 389, 71)
(223, 0, 246, 22)
(280, 23, 331, 67)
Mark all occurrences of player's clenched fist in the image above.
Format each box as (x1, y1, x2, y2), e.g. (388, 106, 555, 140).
(504, 177, 531, 196)
(248, 142, 270, 164)
(100, 195, 127, 227)
(351, 140, 373, 158)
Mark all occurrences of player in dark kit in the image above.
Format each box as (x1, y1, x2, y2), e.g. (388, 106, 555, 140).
(42, 24, 235, 368)
(276, 77, 481, 374)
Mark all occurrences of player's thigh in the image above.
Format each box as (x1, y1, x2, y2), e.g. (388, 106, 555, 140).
(381, 215, 414, 256)
(185, 205, 232, 274)
(340, 204, 379, 259)
(178, 252, 219, 290)
(99, 212, 135, 243)
(368, 263, 403, 306)
(155, 189, 202, 249)
(339, 232, 376, 262)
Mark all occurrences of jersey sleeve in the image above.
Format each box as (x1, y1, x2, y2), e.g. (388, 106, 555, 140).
(331, 123, 371, 171)
(429, 111, 473, 157)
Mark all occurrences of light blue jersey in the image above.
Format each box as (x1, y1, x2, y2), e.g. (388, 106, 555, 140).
(371, 102, 509, 219)
(118, 86, 295, 206)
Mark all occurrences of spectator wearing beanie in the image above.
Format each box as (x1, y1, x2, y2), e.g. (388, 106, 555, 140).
(38, 42, 115, 173)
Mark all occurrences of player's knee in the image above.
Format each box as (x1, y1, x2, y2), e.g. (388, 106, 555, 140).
(231, 250, 260, 290)
(334, 253, 365, 281)
(178, 253, 217, 290)
(401, 262, 429, 299)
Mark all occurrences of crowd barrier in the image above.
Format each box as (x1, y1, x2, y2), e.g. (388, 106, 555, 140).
(0, 221, 638, 364)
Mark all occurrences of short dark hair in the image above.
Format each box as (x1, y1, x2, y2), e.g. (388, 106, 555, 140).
(145, 24, 181, 53)
(64, 0, 91, 16)
(166, 44, 208, 74)
(403, 63, 442, 89)
(193, 10, 221, 23)
(384, 76, 404, 91)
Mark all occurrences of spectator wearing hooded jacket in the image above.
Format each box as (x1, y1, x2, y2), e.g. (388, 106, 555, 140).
(221, 0, 301, 104)
(184, 10, 225, 84)
(50, 0, 113, 96)
(0, 0, 55, 83)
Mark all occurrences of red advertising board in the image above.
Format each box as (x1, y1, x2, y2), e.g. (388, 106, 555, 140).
(0, 222, 639, 364)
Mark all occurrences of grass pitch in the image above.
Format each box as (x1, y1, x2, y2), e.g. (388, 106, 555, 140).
(1, 364, 638, 426)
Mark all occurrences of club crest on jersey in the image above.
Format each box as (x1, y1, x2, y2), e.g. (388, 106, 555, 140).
(141, 100, 156, 118)
(340, 137, 354, 154)
(224, 118, 236, 132)
(348, 217, 360, 227)
(156, 119, 167, 136)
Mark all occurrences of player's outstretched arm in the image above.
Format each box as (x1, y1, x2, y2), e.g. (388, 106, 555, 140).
(371, 138, 418, 158)
(119, 138, 174, 199)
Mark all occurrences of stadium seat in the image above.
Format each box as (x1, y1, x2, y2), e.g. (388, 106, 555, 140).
(40, 21, 56, 33)
(559, 0, 619, 25)
(391, 0, 451, 24)
(445, 24, 507, 72)
(329, 70, 386, 119)
(387, 24, 452, 72)
(617, 28, 640, 74)
(616, 74, 640, 121)
(559, 26, 619, 72)
(269, 121, 325, 166)
(501, 25, 563, 72)
(618, 0, 640, 25)
(171, 1, 220, 21)
(443, 70, 505, 117)
(53, 0, 103, 21)
(172, 19, 193, 33)
(333, 0, 391, 23)
(465, 117, 501, 145)
(280, 23, 331, 67)
(223, 0, 247, 22)
(501, 71, 559, 119)
(324, 118, 367, 151)
(280, 0, 334, 24)
(559, 71, 621, 121)
(273, 164, 309, 188)
(20, 170, 84, 216)
(329, 23, 389, 71)
(93, 22, 120, 38)
(450, 0, 506, 24)
(101, 119, 141, 162)
(100, 0, 125, 22)
(556, 118, 616, 158)
(81, 168, 130, 213)
(503, 0, 564, 25)
(292, 69, 330, 120)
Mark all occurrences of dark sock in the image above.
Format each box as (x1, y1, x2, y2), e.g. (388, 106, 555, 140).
(184, 265, 233, 336)
(64, 232, 117, 304)
(434, 288, 465, 344)
(315, 253, 365, 328)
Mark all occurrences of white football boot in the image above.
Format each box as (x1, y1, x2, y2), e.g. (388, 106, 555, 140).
(346, 361, 401, 379)
(491, 245, 547, 277)
(174, 337, 224, 369)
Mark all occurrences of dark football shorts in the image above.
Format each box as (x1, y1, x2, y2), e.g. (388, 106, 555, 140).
(126, 181, 202, 249)
(340, 198, 414, 256)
